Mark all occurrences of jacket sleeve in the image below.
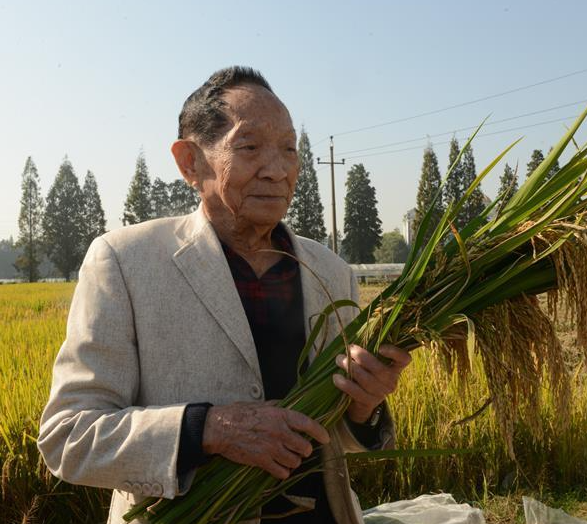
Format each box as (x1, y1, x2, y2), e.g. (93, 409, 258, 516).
(37, 237, 186, 500)
(334, 268, 396, 454)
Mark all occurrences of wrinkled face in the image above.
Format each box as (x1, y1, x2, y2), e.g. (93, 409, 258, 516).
(195, 84, 299, 228)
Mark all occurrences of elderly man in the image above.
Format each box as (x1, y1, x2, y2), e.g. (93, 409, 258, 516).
(38, 66, 411, 524)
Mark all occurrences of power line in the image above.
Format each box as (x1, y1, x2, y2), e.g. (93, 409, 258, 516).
(336, 99, 587, 156)
(310, 67, 587, 146)
(341, 114, 581, 160)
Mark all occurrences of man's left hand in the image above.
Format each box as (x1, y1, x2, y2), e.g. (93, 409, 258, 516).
(333, 344, 412, 424)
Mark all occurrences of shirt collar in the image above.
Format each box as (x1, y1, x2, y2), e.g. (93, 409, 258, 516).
(220, 223, 298, 280)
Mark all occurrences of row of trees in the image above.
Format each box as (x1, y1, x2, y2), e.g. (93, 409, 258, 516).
(15, 135, 558, 282)
(15, 152, 199, 282)
(122, 151, 200, 225)
(413, 139, 558, 244)
(285, 129, 383, 263)
(414, 139, 486, 243)
(497, 149, 559, 212)
(119, 134, 383, 265)
(16, 157, 106, 281)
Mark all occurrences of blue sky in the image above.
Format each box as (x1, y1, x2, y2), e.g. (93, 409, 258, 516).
(1, 0, 586, 240)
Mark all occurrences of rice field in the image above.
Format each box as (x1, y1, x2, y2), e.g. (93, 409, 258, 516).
(1, 282, 586, 523)
(0, 283, 110, 523)
(352, 286, 587, 521)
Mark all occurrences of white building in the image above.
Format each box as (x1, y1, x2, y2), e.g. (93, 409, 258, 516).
(402, 208, 417, 247)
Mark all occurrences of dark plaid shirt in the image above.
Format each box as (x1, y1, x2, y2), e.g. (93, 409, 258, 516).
(221, 224, 308, 401)
(222, 224, 336, 523)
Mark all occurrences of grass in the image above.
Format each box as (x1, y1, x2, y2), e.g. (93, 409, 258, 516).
(1, 282, 586, 523)
(481, 491, 587, 524)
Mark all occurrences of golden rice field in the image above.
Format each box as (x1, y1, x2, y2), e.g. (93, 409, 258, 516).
(1, 283, 586, 523)
(0, 283, 110, 523)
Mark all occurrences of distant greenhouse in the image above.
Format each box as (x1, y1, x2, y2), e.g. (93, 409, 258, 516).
(350, 263, 404, 283)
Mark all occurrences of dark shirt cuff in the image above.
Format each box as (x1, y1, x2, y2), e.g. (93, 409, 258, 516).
(177, 403, 213, 478)
(344, 409, 385, 450)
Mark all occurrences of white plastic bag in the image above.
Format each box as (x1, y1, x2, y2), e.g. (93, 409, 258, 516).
(523, 497, 587, 524)
(363, 493, 486, 524)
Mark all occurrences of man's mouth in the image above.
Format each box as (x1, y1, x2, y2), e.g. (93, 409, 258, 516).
(249, 195, 286, 200)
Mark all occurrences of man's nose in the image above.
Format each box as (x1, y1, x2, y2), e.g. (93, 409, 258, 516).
(257, 148, 292, 181)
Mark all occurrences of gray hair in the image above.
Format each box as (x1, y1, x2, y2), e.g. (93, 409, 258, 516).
(178, 66, 274, 143)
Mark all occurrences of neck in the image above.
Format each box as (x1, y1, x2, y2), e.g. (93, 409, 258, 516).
(203, 204, 283, 277)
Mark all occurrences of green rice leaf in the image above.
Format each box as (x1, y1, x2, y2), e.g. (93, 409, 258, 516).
(501, 106, 587, 216)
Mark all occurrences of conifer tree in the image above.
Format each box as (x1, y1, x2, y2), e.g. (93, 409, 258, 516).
(168, 179, 200, 216)
(526, 149, 545, 178)
(461, 146, 486, 226)
(498, 163, 518, 207)
(42, 157, 85, 281)
(341, 164, 382, 263)
(151, 177, 171, 218)
(443, 138, 465, 228)
(123, 151, 152, 225)
(285, 128, 327, 242)
(14, 157, 44, 282)
(414, 146, 444, 244)
(81, 170, 106, 254)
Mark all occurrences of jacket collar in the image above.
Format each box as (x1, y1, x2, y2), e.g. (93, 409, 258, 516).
(172, 207, 260, 380)
(171, 207, 328, 380)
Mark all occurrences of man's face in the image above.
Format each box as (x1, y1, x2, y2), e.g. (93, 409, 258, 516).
(194, 84, 299, 229)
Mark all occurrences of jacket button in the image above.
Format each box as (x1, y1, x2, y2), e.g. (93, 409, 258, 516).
(122, 481, 132, 492)
(151, 483, 163, 497)
(142, 483, 152, 496)
(131, 482, 142, 495)
(250, 383, 263, 399)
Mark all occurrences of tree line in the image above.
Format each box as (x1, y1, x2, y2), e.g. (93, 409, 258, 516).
(13, 133, 556, 282)
(286, 128, 384, 264)
(15, 157, 106, 282)
(121, 151, 200, 225)
(12, 133, 385, 282)
(14, 152, 199, 282)
(413, 139, 559, 245)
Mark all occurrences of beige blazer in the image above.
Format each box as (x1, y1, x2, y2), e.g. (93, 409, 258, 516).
(38, 206, 394, 524)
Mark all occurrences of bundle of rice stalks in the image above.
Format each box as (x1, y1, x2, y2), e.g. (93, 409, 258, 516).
(125, 108, 587, 523)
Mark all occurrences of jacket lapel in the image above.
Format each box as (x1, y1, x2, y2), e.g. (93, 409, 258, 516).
(172, 208, 261, 382)
(286, 228, 331, 362)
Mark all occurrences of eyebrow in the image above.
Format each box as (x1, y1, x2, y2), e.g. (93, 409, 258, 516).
(230, 126, 296, 140)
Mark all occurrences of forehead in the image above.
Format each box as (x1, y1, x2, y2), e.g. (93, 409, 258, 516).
(221, 84, 294, 135)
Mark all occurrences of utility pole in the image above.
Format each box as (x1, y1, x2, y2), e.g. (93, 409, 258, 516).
(317, 136, 345, 254)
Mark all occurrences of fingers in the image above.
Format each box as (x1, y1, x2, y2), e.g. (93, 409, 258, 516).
(379, 344, 412, 368)
(285, 410, 330, 445)
(259, 411, 326, 480)
(206, 403, 330, 481)
(280, 426, 313, 458)
(333, 344, 413, 421)
(336, 350, 394, 392)
(333, 373, 380, 407)
(343, 345, 390, 376)
(274, 443, 303, 470)
(347, 344, 411, 373)
(335, 346, 395, 393)
(259, 455, 293, 480)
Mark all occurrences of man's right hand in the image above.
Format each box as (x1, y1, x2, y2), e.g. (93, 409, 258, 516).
(202, 402, 330, 480)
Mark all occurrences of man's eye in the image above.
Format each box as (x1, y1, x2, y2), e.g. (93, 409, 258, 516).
(242, 145, 257, 151)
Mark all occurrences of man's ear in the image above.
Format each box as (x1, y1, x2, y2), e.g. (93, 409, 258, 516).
(171, 140, 201, 189)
